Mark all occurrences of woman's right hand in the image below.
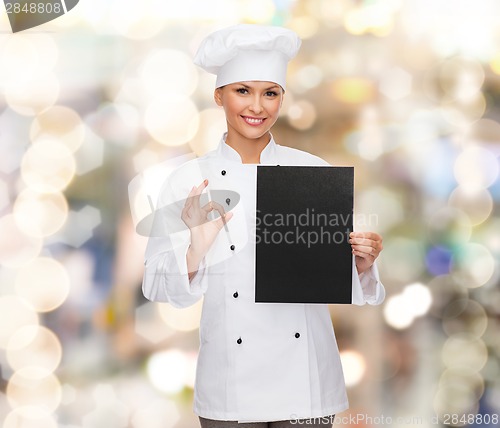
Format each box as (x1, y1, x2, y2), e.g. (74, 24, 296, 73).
(182, 179, 233, 279)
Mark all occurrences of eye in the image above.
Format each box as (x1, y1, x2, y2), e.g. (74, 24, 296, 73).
(265, 91, 279, 97)
(236, 87, 249, 94)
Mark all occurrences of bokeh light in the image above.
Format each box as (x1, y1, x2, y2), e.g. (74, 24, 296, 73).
(379, 67, 412, 100)
(442, 299, 488, 338)
(474, 217, 500, 257)
(425, 246, 453, 276)
(30, 106, 85, 153)
(134, 302, 176, 344)
(140, 50, 198, 98)
(439, 368, 485, 402)
(438, 56, 485, 102)
(6, 367, 62, 415)
(331, 78, 375, 104)
(0, 214, 43, 268)
(490, 51, 500, 74)
(379, 238, 425, 283)
(20, 139, 76, 193)
(384, 294, 416, 330)
(144, 96, 199, 146)
(85, 103, 141, 148)
(13, 189, 69, 238)
(131, 399, 180, 428)
(339, 350, 367, 387)
(5, 72, 60, 117)
(157, 299, 203, 332)
(0, 179, 10, 212)
(343, 3, 395, 36)
(3, 408, 58, 428)
(188, 108, 227, 156)
(288, 16, 319, 40)
(287, 100, 317, 130)
(384, 283, 432, 330)
(0, 296, 39, 349)
(453, 145, 499, 191)
(289, 64, 323, 92)
(433, 382, 479, 423)
(81, 384, 130, 428)
(15, 257, 71, 312)
(451, 243, 496, 288)
(404, 283, 433, 317)
(442, 334, 488, 371)
(355, 187, 404, 233)
(426, 207, 472, 247)
(0, 34, 58, 85)
(110, 0, 166, 40)
(441, 95, 487, 127)
(146, 349, 194, 394)
(6, 325, 63, 373)
(240, 0, 276, 23)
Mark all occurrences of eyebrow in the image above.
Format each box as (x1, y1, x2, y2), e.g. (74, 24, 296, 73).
(238, 83, 281, 91)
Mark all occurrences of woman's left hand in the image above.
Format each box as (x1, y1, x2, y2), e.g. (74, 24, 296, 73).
(349, 231, 383, 274)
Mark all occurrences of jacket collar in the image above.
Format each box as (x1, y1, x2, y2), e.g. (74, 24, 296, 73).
(217, 132, 278, 165)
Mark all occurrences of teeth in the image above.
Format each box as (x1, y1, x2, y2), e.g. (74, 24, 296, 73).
(244, 117, 264, 124)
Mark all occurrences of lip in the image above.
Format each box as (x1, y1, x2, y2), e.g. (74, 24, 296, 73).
(241, 116, 266, 126)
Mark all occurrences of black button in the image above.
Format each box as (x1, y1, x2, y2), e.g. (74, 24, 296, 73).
(230, 245, 235, 251)
(237, 338, 242, 344)
(295, 333, 300, 338)
(233, 292, 238, 298)
(221, 170, 226, 176)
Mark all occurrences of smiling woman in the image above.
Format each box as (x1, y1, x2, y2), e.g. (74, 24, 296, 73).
(214, 81, 284, 163)
(142, 23, 385, 428)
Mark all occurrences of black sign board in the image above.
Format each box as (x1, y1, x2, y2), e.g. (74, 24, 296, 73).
(255, 166, 354, 304)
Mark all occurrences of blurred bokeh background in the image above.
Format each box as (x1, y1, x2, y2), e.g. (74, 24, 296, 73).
(1, 0, 500, 427)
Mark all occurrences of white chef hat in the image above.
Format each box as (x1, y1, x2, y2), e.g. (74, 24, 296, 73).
(193, 24, 301, 90)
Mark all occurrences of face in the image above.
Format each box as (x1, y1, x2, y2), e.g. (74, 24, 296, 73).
(214, 81, 284, 144)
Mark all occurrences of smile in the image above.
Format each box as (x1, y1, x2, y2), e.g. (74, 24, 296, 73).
(242, 116, 265, 125)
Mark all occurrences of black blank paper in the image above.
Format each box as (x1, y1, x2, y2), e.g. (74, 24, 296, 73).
(255, 166, 353, 304)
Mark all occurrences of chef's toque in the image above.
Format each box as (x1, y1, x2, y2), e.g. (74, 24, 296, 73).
(193, 24, 301, 90)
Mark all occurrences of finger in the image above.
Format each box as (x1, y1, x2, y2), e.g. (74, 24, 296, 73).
(184, 186, 197, 209)
(201, 201, 214, 213)
(210, 201, 226, 219)
(351, 244, 379, 257)
(352, 249, 375, 259)
(350, 231, 381, 241)
(349, 237, 372, 246)
(349, 238, 383, 250)
(214, 211, 233, 229)
(192, 179, 208, 210)
(350, 232, 382, 248)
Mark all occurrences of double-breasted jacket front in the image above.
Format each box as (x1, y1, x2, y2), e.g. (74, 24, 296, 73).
(142, 134, 385, 422)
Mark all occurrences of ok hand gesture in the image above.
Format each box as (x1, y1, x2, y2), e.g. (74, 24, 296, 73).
(182, 179, 233, 278)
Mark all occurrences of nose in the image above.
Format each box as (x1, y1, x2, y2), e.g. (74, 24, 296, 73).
(249, 95, 263, 114)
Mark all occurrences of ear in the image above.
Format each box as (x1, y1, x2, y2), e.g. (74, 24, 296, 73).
(280, 91, 285, 108)
(214, 88, 223, 107)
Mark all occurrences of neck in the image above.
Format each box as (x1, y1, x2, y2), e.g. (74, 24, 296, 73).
(225, 131, 271, 164)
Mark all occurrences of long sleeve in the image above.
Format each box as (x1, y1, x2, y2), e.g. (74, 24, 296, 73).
(142, 234, 209, 308)
(141, 171, 209, 308)
(351, 256, 385, 305)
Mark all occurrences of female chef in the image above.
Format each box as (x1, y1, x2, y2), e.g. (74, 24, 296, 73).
(142, 24, 385, 428)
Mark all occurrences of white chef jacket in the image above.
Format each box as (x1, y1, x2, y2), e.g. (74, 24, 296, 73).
(142, 133, 385, 422)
